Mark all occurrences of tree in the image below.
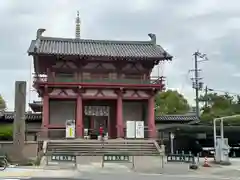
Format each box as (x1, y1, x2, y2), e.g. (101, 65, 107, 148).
(155, 90, 190, 115)
(0, 95, 10, 141)
(0, 94, 6, 110)
(0, 125, 13, 141)
(199, 92, 240, 125)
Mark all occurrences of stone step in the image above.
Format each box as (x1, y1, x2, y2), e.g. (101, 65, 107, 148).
(46, 151, 158, 154)
(47, 142, 155, 145)
(45, 151, 159, 156)
(47, 139, 156, 143)
(46, 149, 158, 155)
(47, 143, 155, 146)
(47, 144, 157, 147)
(47, 147, 157, 152)
(46, 148, 157, 151)
(47, 143, 156, 148)
(47, 145, 155, 149)
(45, 140, 160, 157)
(46, 149, 157, 152)
(47, 149, 156, 152)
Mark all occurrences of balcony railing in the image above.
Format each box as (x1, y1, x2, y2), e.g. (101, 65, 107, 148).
(33, 75, 165, 86)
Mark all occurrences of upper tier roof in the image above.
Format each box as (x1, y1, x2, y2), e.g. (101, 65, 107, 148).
(27, 29, 172, 60)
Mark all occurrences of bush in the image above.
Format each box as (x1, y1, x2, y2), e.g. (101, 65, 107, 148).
(33, 155, 42, 166)
(0, 124, 13, 141)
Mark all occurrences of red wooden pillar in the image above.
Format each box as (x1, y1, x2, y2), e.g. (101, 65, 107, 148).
(76, 95, 83, 137)
(148, 95, 156, 138)
(107, 107, 111, 138)
(116, 92, 123, 138)
(42, 94, 49, 138)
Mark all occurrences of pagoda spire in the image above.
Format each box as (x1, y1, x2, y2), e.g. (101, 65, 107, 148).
(75, 11, 81, 39)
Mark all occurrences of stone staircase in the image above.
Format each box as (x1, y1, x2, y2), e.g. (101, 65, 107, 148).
(45, 139, 162, 156)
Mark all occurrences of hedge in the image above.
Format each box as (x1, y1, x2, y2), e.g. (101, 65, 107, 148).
(0, 124, 13, 140)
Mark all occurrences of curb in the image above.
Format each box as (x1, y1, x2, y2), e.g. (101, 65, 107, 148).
(0, 170, 35, 178)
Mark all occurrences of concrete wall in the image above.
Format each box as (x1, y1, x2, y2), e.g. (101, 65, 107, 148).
(26, 122, 41, 130)
(49, 100, 76, 125)
(0, 141, 39, 159)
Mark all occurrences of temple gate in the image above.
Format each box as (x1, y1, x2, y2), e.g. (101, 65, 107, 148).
(27, 23, 172, 139)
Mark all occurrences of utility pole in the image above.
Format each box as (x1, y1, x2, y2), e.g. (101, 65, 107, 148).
(204, 86, 208, 108)
(190, 51, 208, 118)
(203, 86, 214, 108)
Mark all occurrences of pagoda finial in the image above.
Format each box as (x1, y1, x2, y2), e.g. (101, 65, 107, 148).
(75, 11, 81, 39)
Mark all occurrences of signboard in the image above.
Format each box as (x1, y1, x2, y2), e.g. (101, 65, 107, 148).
(51, 154, 76, 162)
(65, 120, 75, 138)
(167, 154, 194, 163)
(84, 128, 88, 136)
(126, 121, 144, 138)
(84, 106, 109, 116)
(126, 121, 135, 138)
(101, 154, 134, 168)
(135, 121, 144, 138)
(103, 154, 130, 162)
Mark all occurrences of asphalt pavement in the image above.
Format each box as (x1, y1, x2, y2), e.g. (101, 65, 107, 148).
(0, 173, 236, 180)
(2, 157, 240, 180)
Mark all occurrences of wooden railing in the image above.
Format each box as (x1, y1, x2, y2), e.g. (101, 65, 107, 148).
(33, 75, 165, 85)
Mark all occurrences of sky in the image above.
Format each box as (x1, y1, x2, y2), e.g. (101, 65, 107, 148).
(0, 0, 240, 110)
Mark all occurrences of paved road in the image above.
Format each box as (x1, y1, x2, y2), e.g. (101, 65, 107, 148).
(2, 157, 240, 180)
(0, 173, 237, 180)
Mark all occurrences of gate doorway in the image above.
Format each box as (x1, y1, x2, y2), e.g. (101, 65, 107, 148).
(93, 116, 108, 131)
(84, 106, 110, 139)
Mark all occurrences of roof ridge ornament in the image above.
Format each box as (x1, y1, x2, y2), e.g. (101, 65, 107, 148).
(34, 28, 46, 52)
(36, 28, 46, 39)
(148, 33, 156, 44)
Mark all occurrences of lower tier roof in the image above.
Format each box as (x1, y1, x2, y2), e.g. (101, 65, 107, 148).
(0, 111, 198, 123)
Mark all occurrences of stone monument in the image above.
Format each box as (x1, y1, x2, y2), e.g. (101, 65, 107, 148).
(12, 81, 26, 163)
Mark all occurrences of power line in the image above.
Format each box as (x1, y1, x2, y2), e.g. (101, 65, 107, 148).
(203, 87, 240, 96)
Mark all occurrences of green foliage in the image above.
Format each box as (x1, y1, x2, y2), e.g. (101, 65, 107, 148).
(155, 90, 190, 115)
(0, 95, 6, 110)
(34, 153, 43, 166)
(199, 92, 240, 125)
(17, 159, 36, 166)
(0, 124, 13, 140)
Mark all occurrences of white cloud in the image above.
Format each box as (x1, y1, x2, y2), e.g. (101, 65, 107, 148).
(0, 0, 240, 110)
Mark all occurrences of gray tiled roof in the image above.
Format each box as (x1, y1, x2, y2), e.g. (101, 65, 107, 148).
(28, 30, 172, 59)
(3, 111, 42, 120)
(155, 115, 198, 121)
(29, 101, 42, 106)
(1, 111, 197, 122)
